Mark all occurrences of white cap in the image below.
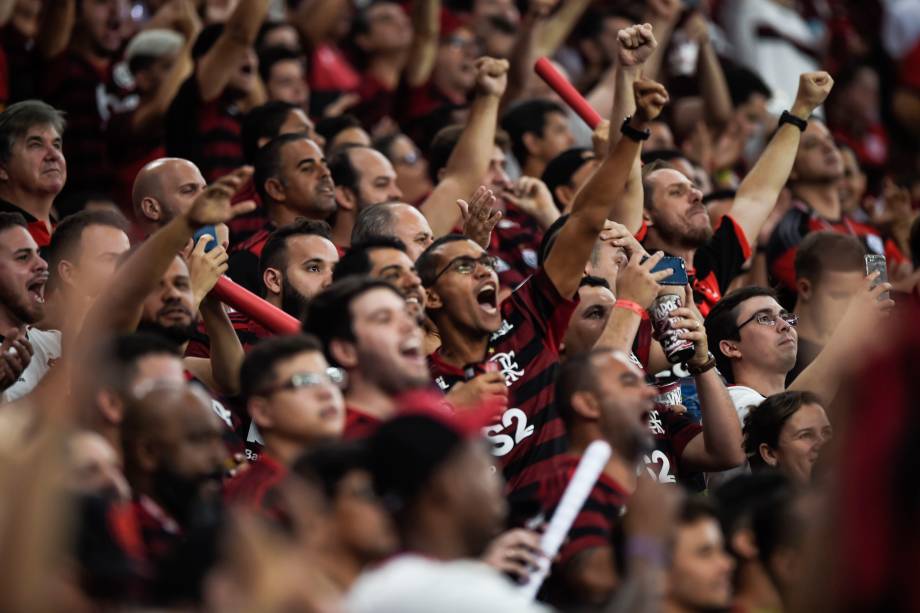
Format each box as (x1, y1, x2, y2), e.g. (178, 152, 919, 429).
(124, 29, 185, 73)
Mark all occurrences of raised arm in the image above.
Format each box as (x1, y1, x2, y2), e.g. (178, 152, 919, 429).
(671, 299, 745, 471)
(533, 0, 592, 58)
(196, 0, 271, 102)
(607, 24, 657, 234)
(420, 58, 508, 237)
(641, 0, 681, 82)
(545, 78, 669, 299)
(132, 0, 201, 136)
(292, 0, 350, 46)
(685, 12, 733, 127)
(728, 72, 834, 244)
(35, 0, 76, 59)
(81, 168, 256, 339)
(404, 0, 440, 87)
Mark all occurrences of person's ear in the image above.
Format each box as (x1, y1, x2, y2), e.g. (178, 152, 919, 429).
(334, 186, 357, 212)
(570, 391, 601, 420)
(248, 397, 275, 430)
(140, 196, 162, 223)
(759, 442, 779, 467)
(732, 528, 759, 560)
(797, 278, 812, 301)
(96, 389, 125, 425)
(555, 185, 573, 212)
(436, 167, 447, 183)
(522, 131, 541, 158)
(0, 163, 8, 181)
(425, 286, 443, 310)
(719, 339, 742, 360)
(329, 338, 359, 370)
(263, 267, 284, 296)
(58, 258, 78, 288)
(265, 177, 286, 203)
(642, 208, 653, 226)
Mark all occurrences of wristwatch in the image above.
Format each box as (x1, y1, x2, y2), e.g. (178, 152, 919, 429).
(778, 110, 808, 132)
(687, 351, 717, 376)
(620, 116, 650, 142)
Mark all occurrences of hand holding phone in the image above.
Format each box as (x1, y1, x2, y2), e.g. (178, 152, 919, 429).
(865, 254, 889, 302)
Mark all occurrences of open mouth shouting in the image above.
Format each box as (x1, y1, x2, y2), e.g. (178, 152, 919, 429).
(475, 281, 499, 316)
(27, 272, 48, 305)
(398, 335, 426, 368)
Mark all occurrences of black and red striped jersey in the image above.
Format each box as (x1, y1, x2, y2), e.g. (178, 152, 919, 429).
(429, 267, 577, 500)
(166, 76, 245, 184)
(223, 452, 287, 523)
(488, 202, 544, 290)
(227, 223, 275, 295)
(343, 406, 383, 441)
(643, 406, 702, 485)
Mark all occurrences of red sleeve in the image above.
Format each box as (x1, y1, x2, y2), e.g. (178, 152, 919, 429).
(721, 215, 753, 260)
(665, 410, 703, 461)
(770, 245, 798, 291)
(635, 220, 649, 242)
(517, 267, 579, 353)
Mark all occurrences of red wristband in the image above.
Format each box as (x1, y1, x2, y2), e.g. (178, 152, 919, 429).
(614, 299, 648, 319)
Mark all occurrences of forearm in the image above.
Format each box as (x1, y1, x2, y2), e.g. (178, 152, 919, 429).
(224, 0, 271, 45)
(534, 0, 592, 57)
(697, 40, 733, 126)
(607, 66, 644, 233)
(579, 113, 642, 231)
(200, 297, 244, 395)
(502, 17, 539, 111)
(405, 0, 440, 87)
(133, 42, 194, 135)
(36, 0, 75, 59)
(594, 308, 641, 354)
(421, 93, 500, 236)
(642, 20, 674, 82)
(787, 342, 845, 406)
(695, 368, 744, 465)
(294, 0, 349, 45)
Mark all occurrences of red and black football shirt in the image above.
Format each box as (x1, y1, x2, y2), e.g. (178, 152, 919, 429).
(643, 406, 702, 485)
(429, 267, 577, 499)
(343, 406, 383, 441)
(636, 214, 752, 317)
(227, 223, 275, 295)
(223, 452, 287, 522)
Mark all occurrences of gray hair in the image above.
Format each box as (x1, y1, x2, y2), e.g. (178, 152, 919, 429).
(0, 100, 66, 164)
(351, 202, 399, 244)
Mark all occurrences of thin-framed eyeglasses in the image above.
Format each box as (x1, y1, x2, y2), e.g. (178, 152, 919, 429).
(260, 368, 348, 395)
(736, 311, 798, 331)
(429, 254, 498, 285)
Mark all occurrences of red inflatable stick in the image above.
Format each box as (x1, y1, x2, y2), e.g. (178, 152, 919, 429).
(212, 276, 300, 335)
(534, 57, 602, 129)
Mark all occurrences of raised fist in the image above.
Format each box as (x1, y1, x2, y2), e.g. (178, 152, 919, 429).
(633, 78, 669, 122)
(474, 57, 510, 98)
(617, 23, 657, 67)
(792, 71, 834, 117)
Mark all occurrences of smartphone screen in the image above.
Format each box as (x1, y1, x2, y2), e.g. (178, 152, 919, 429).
(865, 254, 889, 301)
(642, 255, 689, 286)
(192, 225, 219, 253)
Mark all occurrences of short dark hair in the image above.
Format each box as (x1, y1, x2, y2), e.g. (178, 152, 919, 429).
(554, 348, 606, 428)
(743, 390, 823, 470)
(0, 100, 66, 164)
(259, 218, 334, 278)
(640, 158, 679, 210)
(315, 114, 363, 152)
(333, 236, 408, 282)
(500, 99, 567, 165)
(46, 209, 130, 290)
(541, 147, 594, 210)
(679, 495, 720, 526)
(191, 23, 224, 60)
(239, 334, 323, 400)
(242, 100, 302, 164)
(725, 65, 772, 107)
(302, 276, 403, 366)
(258, 46, 305, 86)
(254, 132, 312, 203)
(427, 125, 511, 183)
(704, 286, 778, 383)
(416, 233, 471, 287)
(89, 332, 182, 399)
(372, 132, 401, 161)
(328, 144, 366, 193)
(0, 211, 27, 234)
(710, 471, 790, 552)
(794, 231, 865, 283)
(291, 441, 371, 502)
(351, 202, 399, 245)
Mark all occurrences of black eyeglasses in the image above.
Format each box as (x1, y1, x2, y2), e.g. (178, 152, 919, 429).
(260, 368, 348, 395)
(429, 254, 498, 285)
(736, 311, 798, 331)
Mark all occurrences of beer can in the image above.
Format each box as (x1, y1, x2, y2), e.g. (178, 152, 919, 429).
(650, 294, 695, 364)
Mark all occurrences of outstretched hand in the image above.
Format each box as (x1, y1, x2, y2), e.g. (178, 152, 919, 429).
(184, 167, 257, 228)
(458, 186, 502, 249)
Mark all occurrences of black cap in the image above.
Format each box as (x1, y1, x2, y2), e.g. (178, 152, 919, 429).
(541, 147, 595, 210)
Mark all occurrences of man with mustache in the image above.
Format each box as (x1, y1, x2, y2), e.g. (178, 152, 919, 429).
(0, 100, 67, 248)
(228, 134, 337, 293)
(0, 212, 52, 402)
(610, 65, 835, 316)
(120, 382, 228, 593)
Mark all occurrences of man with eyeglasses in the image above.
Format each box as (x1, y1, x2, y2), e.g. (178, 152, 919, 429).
(225, 334, 346, 519)
(419, 77, 671, 500)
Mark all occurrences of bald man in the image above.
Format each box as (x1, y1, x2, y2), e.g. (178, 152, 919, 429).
(121, 383, 227, 561)
(132, 157, 207, 235)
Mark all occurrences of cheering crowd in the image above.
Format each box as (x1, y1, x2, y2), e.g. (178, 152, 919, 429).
(1, 0, 919, 610)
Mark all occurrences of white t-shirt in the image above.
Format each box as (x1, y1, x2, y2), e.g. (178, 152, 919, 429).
(347, 554, 552, 613)
(1, 328, 62, 404)
(705, 385, 766, 491)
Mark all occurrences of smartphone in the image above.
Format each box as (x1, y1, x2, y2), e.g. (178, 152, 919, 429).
(865, 254, 889, 301)
(642, 255, 689, 286)
(193, 225, 218, 253)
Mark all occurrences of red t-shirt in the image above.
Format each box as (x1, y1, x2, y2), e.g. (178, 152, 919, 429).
(223, 452, 288, 522)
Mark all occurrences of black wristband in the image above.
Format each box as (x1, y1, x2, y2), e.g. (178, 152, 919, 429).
(687, 352, 717, 376)
(779, 110, 808, 132)
(621, 116, 650, 142)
